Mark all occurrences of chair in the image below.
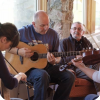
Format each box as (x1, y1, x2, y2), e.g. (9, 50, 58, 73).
(69, 78, 96, 98)
(1, 81, 28, 100)
(9, 82, 34, 100)
(49, 70, 96, 99)
(69, 69, 96, 98)
(1, 74, 97, 100)
(1, 80, 10, 100)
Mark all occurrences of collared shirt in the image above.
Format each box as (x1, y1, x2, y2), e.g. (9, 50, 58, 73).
(75, 39, 83, 51)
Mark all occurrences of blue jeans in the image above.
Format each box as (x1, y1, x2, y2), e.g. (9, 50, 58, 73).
(84, 94, 99, 100)
(26, 64, 75, 100)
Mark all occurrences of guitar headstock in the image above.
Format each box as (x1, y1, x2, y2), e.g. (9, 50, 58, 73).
(81, 47, 94, 56)
(82, 48, 100, 65)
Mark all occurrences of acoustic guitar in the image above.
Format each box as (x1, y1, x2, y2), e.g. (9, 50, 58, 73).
(5, 42, 84, 74)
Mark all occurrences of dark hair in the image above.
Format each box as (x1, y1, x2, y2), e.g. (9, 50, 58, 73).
(0, 22, 19, 49)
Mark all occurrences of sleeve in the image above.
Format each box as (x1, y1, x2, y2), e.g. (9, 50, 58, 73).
(51, 30, 59, 52)
(18, 27, 26, 41)
(92, 69, 100, 83)
(59, 39, 75, 64)
(0, 52, 18, 89)
(53, 32, 59, 52)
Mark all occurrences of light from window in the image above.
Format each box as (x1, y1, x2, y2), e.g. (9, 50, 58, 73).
(95, 1, 100, 33)
(0, 0, 37, 29)
(73, 0, 83, 23)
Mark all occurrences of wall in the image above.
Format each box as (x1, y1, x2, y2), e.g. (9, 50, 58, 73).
(47, 0, 74, 39)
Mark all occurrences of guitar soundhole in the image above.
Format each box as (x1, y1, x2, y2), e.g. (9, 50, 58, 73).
(30, 52, 39, 61)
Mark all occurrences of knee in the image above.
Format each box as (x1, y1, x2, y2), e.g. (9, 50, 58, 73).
(39, 70, 49, 81)
(34, 69, 50, 82)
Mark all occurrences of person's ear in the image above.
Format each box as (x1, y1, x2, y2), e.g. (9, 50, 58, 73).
(32, 22, 35, 27)
(1, 37, 7, 44)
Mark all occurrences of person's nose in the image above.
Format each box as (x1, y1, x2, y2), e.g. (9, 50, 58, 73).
(44, 25, 49, 30)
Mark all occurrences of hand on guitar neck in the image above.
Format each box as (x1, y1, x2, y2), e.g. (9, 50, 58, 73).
(59, 56, 83, 71)
(71, 57, 85, 69)
(47, 52, 61, 65)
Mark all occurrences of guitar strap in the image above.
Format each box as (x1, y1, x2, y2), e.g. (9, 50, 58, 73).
(27, 86, 30, 100)
(4, 57, 33, 100)
(19, 56, 23, 64)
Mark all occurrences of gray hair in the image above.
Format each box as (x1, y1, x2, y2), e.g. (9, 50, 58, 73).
(71, 22, 82, 28)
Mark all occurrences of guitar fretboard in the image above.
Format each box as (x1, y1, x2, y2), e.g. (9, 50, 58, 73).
(39, 51, 83, 58)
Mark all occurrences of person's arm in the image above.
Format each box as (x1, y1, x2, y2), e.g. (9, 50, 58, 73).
(47, 30, 62, 65)
(72, 59, 100, 83)
(14, 72, 27, 82)
(71, 59, 96, 80)
(92, 70, 100, 83)
(0, 52, 27, 89)
(59, 39, 76, 64)
(47, 52, 61, 65)
(7, 42, 33, 58)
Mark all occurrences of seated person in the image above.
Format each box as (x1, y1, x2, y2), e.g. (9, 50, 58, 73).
(0, 22, 27, 90)
(59, 22, 100, 99)
(72, 58, 100, 100)
(8, 10, 75, 100)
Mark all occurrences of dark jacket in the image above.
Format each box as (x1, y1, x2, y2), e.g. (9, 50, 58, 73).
(59, 35, 93, 64)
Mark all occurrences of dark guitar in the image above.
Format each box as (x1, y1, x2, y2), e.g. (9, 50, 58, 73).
(5, 42, 85, 74)
(59, 57, 83, 71)
(59, 49, 100, 71)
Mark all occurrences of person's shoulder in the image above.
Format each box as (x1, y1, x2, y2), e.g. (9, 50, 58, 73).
(19, 24, 33, 30)
(60, 38, 66, 44)
(48, 28, 58, 34)
(60, 36, 71, 46)
(82, 36, 90, 42)
(61, 36, 70, 42)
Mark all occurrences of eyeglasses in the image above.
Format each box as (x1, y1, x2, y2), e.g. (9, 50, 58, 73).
(71, 27, 83, 31)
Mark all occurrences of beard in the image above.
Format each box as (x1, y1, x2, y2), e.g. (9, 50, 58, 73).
(72, 32, 81, 40)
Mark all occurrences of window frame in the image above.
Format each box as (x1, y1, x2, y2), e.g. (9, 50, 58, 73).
(85, 0, 96, 34)
(37, 0, 47, 12)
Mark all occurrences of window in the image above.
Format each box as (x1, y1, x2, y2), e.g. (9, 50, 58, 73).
(0, 0, 37, 29)
(73, 0, 100, 34)
(73, 0, 83, 23)
(73, 0, 100, 48)
(95, 1, 100, 33)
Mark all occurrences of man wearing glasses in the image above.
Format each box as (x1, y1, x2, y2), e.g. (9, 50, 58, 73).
(59, 22, 100, 100)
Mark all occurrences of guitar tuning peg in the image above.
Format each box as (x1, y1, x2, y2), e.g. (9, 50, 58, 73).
(86, 47, 88, 50)
(89, 47, 91, 50)
(86, 47, 89, 51)
(82, 48, 85, 52)
(83, 48, 85, 50)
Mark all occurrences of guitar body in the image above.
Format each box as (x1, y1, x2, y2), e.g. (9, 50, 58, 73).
(5, 42, 48, 74)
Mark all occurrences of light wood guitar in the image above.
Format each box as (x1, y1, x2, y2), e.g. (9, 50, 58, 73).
(5, 42, 84, 74)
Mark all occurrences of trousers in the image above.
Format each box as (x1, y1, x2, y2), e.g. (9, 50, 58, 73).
(84, 94, 99, 100)
(26, 64, 75, 100)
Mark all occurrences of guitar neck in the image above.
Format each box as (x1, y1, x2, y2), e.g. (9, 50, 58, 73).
(39, 51, 82, 58)
(59, 57, 83, 71)
(52, 51, 82, 57)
